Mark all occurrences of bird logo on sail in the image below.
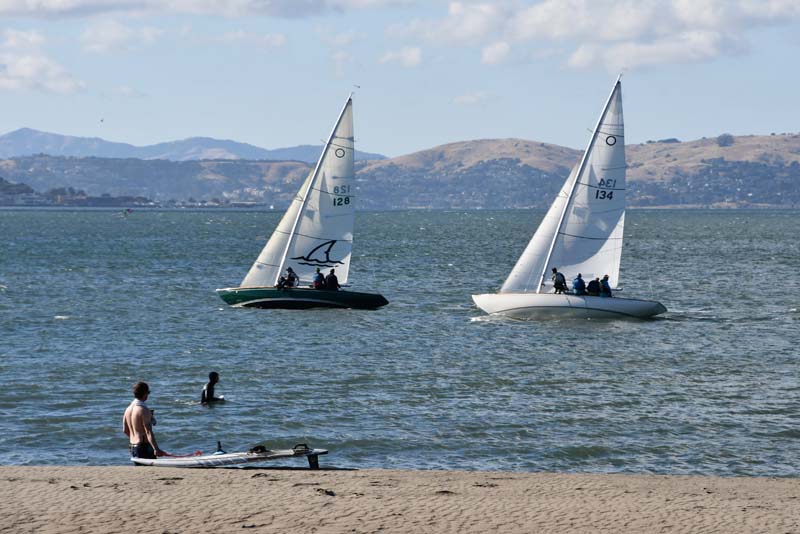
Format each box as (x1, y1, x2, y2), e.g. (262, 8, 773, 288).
(291, 240, 344, 268)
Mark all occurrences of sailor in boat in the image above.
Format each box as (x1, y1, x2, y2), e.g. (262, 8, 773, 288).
(600, 275, 613, 297)
(312, 267, 325, 289)
(572, 273, 587, 295)
(587, 277, 601, 296)
(551, 267, 567, 294)
(276, 267, 298, 290)
(325, 268, 340, 291)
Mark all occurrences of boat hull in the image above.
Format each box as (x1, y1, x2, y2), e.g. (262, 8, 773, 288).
(472, 292, 666, 319)
(216, 286, 388, 310)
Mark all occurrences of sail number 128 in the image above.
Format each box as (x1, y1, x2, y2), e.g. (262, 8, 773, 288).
(332, 185, 351, 206)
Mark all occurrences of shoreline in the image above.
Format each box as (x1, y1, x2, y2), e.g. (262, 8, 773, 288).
(2, 466, 798, 533)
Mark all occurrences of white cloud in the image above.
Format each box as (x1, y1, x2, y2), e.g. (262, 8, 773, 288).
(390, 2, 508, 44)
(453, 91, 489, 105)
(215, 30, 287, 48)
(323, 31, 358, 47)
(395, 0, 800, 71)
(0, 52, 85, 93)
(113, 85, 147, 98)
(379, 46, 421, 67)
(0, 0, 410, 18)
(0, 28, 85, 93)
(81, 20, 162, 53)
(481, 41, 509, 64)
(568, 30, 744, 71)
(3, 29, 46, 49)
(332, 50, 353, 78)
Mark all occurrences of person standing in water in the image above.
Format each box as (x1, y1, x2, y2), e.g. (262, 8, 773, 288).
(201, 372, 224, 404)
(123, 381, 166, 459)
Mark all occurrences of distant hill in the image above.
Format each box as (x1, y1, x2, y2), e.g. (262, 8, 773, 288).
(0, 128, 386, 163)
(1, 133, 798, 208)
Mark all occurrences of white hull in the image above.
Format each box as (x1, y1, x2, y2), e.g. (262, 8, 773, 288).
(472, 292, 666, 319)
(131, 447, 328, 468)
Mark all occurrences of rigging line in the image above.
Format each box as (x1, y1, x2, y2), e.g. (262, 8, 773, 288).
(308, 185, 358, 197)
(272, 226, 353, 242)
(293, 231, 353, 242)
(329, 141, 354, 150)
(254, 260, 281, 268)
(599, 165, 628, 171)
(576, 181, 626, 190)
(586, 127, 624, 136)
(557, 231, 623, 240)
(565, 204, 625, 215)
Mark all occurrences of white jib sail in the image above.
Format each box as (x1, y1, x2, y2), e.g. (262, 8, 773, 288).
(501, 78, 626, 293)
(240, 96, 355, 287)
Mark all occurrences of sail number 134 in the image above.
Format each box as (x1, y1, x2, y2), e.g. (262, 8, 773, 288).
(595, 178, 616, 200)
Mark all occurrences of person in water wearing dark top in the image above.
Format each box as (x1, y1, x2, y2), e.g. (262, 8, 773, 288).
(313, 267, 325, 289)
(551, 267, 567, 294)
(600, 274, 613, 297)
(586, 277, 601, 296)
(201, 372, 224, 404)
(325, 268, 340, 291)
(572, 273, 587, 295)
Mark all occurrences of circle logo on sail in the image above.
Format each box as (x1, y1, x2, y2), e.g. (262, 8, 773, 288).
(334, 148, 346, 158)
(605, 135, 617, 146)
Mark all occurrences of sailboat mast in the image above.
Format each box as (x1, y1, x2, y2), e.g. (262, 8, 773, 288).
(274, 93, 354, 285)
(535, 75, 622, 294)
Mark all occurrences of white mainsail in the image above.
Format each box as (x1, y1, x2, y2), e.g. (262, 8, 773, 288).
(241, 96, 355, 287)
(501, 78, 626, 293)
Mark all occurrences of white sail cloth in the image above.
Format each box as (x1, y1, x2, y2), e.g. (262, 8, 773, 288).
(501, 80, 626, 293)
(241, 97, 355, 287)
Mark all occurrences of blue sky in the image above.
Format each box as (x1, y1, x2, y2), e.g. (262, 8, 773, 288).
(0, 0, 798, 156)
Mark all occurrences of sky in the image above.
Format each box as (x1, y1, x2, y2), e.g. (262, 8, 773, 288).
(0, 0, 799, 157)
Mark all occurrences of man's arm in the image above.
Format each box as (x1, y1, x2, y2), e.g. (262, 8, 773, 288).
(142, 411, 165, 457)
(122, 411, 130, 437)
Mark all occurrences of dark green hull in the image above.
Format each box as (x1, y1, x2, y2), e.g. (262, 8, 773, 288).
(216, 286, 388, 310)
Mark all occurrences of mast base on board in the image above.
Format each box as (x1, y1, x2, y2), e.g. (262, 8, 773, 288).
(472, 292, 666, 320)
(216, 286, 388, 310)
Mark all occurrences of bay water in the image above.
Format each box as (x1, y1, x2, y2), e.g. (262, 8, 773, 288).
(1, 208, 798, 475)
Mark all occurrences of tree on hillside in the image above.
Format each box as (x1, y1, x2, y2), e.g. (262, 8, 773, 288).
(716, 133, 735, 147)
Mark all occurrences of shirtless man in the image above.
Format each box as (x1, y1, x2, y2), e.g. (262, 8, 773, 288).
(123, 381, 166, 459)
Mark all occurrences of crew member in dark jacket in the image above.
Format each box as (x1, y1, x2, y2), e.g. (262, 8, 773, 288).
(587, 277, 601, 296)
(325, 268, 340, 291)
(572, 273, 587, 295)
(600, 274, 613, 297)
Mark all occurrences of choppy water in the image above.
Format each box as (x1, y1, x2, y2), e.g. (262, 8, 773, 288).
(1, 208, 798, 475)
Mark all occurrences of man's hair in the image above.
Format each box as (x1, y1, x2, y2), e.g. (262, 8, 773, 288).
(133, 382, 149, 400)
(209, 371, 219, 381)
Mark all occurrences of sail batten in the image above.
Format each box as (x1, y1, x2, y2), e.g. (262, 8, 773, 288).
(500, 77, 626, 294)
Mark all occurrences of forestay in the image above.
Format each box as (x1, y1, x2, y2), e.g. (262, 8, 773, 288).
(501, 79, 626, 293)
(241, 97, 355, 287)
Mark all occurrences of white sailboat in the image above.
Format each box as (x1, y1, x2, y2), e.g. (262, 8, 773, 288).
(473, 77, 666, 319)
(216, 94, 388, 310)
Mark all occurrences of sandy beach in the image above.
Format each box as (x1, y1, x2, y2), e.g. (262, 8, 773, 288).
(1, 466, 798, 533)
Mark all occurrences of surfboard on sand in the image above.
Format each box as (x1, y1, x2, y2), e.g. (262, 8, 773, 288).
(131, 443, 328, 469)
